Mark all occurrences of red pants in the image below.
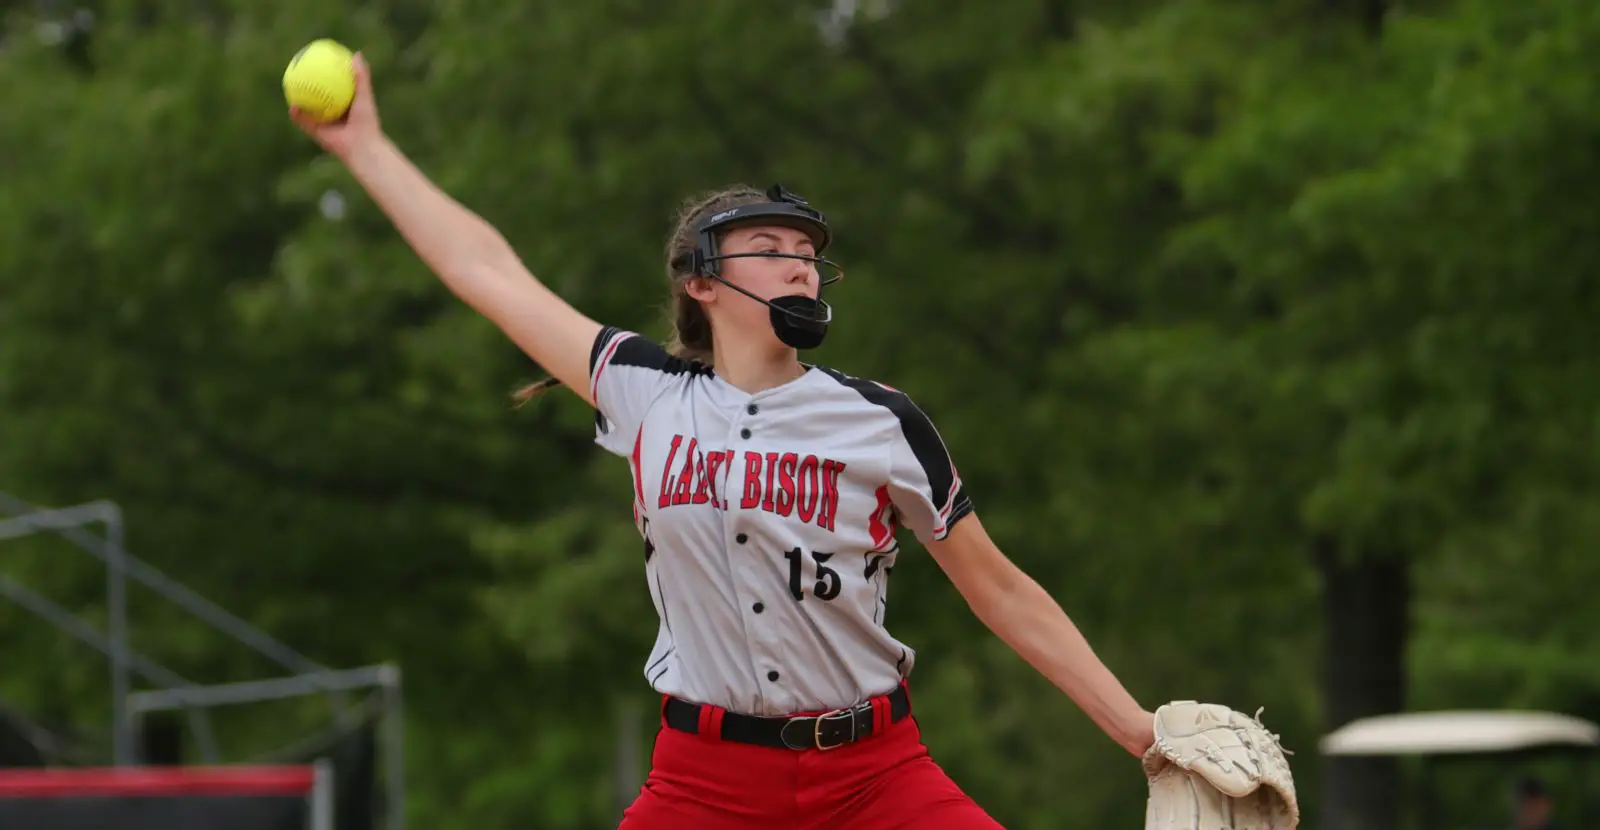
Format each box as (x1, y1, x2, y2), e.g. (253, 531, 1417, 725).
(617, 693, 1002, 830)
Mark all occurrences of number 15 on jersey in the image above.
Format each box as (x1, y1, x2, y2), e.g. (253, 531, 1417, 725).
(784, 547, 842, 602)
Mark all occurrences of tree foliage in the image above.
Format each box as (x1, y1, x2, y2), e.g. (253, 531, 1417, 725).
(2, 1, 1599, 828)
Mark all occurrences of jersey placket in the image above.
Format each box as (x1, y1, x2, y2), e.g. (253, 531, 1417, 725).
(724, 392, 792, 708)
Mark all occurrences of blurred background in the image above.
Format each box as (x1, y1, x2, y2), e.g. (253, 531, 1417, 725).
(1, 0, 1598, 828)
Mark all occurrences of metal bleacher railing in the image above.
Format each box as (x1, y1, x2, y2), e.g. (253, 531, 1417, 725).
(0, 492, 404, 830)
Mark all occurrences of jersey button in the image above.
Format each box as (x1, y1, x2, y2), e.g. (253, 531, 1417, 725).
(736, 533, 748, 544)
(752, 602, 764, 613)
(746, 404, 759, 415)
(740, 428, 752, 439)
(767, 670, 780, 682)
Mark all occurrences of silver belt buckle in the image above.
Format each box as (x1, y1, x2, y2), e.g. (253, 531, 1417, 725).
(780, 706, 857, 751)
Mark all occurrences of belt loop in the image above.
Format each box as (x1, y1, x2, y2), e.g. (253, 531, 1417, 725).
(870, 696, 888, 734)
(659, 695, 672, 728)
(708, 706, 727, 739)
(696, 702, 719, 739)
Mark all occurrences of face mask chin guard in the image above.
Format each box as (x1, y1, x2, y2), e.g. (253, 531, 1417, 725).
(676, 184, 844, 350)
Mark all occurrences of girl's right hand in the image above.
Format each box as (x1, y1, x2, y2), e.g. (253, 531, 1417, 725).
(290, 51, 383, 161)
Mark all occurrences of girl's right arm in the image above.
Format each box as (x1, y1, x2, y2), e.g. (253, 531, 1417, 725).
(342, 136, 602, 408)
(291, 51, 601, 408)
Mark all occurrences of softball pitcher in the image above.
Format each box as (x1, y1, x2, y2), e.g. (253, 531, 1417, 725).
(291, 53, 1159, 830)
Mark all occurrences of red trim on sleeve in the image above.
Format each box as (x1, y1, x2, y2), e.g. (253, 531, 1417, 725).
(589, 331, 631, 406)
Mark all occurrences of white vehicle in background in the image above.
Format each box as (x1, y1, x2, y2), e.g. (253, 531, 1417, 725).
(1321, 710, 1599, 830)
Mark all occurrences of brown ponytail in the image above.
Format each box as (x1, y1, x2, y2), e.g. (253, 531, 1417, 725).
(512, 184, 769, 406)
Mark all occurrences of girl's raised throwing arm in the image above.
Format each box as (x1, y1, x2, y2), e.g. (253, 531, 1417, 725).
(291, 52, 602, 406)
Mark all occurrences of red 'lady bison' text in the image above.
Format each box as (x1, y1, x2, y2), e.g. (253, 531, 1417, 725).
(656, 435, 845, 532)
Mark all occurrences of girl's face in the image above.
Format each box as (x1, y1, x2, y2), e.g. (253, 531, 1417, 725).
(690, 224, 822, 349)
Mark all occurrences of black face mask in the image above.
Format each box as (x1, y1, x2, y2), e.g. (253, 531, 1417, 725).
(767, 294, 832, 350)
(704, 283, 834, 350)
(678, 184, 845, 351)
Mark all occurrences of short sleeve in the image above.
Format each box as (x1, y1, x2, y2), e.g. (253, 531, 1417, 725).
(588, 326, 690, 456)
(883, 391, 975, 545)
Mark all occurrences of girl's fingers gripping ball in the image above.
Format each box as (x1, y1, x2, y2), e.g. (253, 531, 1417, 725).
(282, 39, 356, 123)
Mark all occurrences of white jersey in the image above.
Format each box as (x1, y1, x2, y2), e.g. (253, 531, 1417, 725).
(587, 326, 974, 717)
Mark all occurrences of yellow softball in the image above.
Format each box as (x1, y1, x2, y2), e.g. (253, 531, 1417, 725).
(283, 39, 356, 123)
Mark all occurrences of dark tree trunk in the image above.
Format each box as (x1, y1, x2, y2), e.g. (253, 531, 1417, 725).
(1314, 534, 1410, 830)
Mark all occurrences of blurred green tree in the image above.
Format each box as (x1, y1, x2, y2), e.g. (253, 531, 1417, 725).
(3, 1, 1599, 829)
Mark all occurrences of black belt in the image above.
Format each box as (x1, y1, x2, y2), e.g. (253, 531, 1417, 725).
(663, 684, 911, 751)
